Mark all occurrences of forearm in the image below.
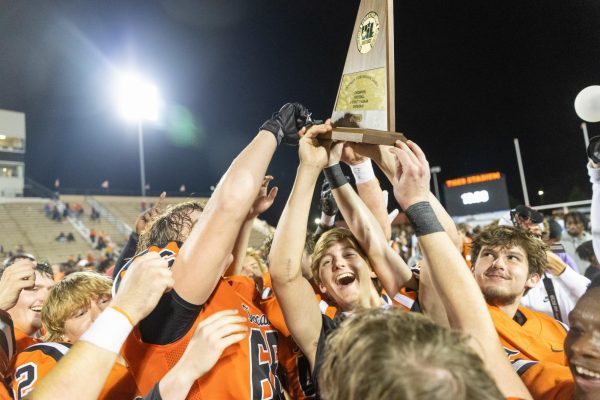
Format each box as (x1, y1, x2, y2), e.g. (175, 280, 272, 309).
(30, 341, 117, 400)
(333, 183, 411, 295)
(372, 147, 459, 247)
(556, 267, 590, 298)
(157, 364, 196, 400)
(356, 179, 391, 240)
(226, 218, 254, 277)
(270, 165, 319, 284)
(174, 131, 277, 304)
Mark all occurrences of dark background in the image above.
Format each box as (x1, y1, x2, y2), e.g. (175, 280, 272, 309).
(1, 0, 600, 225)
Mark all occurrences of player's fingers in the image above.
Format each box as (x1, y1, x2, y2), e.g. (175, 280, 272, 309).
(406, 140, 428, 168)
(203, 316, 247, 334)
(213, 322, 248, 340)
(396, 141, 420, 166)
(267, 186, 278, 201)
(196, 310, 240, 329)
(217, 332, 247, 350)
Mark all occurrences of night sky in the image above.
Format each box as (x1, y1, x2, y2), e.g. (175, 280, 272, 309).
(2, 0, 600, 225)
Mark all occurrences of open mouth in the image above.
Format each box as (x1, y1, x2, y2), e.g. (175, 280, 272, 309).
(574, 365, 600, 380)
(30, 306, 42, 312)
(335, 272, 356, 286)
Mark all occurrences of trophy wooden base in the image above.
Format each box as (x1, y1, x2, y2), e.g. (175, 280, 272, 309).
(323, 126, 407, 146)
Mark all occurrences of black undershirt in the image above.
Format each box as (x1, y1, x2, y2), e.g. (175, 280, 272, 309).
(139, 290, 202, 345)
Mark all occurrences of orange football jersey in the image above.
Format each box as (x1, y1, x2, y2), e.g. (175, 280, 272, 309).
(488, 305, 573, 399)
(13, 328, 39, 356)
(12, 342, 138, 399)
(261, 288, 315, 400)
(120, 242, 284, 400)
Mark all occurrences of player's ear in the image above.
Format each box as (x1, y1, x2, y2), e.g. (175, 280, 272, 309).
(525, 273, 540, 289)
(318, 283, 327, 295)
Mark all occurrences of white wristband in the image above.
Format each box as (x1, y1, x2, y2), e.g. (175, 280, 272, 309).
(80, 307, 133, 354)
(350, 159, 375, 184)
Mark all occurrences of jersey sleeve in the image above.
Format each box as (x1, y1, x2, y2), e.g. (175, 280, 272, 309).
(516, 361, 574, 400)
(12, 345, 65, 399)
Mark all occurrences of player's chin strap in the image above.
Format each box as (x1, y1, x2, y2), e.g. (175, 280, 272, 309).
(542, 272, 563, 322)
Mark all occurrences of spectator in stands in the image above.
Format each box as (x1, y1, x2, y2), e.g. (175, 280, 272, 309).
(11, 271, 138, 399)
(55, 232, 66, 242)
(1, 256, 54, 353)
(91, 207, 100, 221)
(89, 228, 97, 243)
(66, 232, 75, 242)
(562, 211, 592, 273)
(576, 240, 600, 282)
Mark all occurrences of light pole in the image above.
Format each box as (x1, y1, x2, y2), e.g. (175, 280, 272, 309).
(116, 72, 161, 197)
(430, 166, 441, 200)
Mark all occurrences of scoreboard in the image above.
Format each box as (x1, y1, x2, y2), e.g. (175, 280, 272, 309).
(443, 172, 510, 216)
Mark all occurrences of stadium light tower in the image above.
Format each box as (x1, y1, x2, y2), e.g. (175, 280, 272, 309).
(115, 71, 161, 197)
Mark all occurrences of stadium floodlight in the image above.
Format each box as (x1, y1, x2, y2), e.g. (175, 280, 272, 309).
(116, 72, 161, 122)
(115, 71, 162, 197)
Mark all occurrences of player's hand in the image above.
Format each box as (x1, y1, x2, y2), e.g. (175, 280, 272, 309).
(260, 103, 310, 146)
(390, 140, 431, 210)
(135, 192, 166, 235)
(111, 252, 174, 324)
(341, 142, 370, 166)
(177, 310, 247, 380)
(248, 176, 278, 219)
(298, 120, 333, 170)
(546, 251, 567, 276)
(0, 259, 36, 311)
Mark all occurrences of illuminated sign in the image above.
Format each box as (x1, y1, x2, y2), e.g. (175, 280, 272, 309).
(445, 172, 501, 187)
(461, 190, 489, 205)
(444, 172, 509, 216)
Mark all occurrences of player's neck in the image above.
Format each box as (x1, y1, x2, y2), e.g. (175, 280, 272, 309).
(497, 301, 520, 320)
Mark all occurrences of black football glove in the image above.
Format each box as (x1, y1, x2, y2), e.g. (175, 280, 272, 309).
(260, 102, 310, 146)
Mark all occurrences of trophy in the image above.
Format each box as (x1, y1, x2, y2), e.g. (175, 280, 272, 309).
(324, 0, 406, 145)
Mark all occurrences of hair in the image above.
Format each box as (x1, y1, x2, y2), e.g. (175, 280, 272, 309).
(42, 272, 112, 342)
(245, 247, 267, 273)
(137, 200, 204, 252)
(0, 257, 54, 280)
(576, 240, 596, 262)
(310, 228, 369, 286)
(319, 308, 503, 400)
(470, 225, 547, 277)
(564, 212, 588, 228)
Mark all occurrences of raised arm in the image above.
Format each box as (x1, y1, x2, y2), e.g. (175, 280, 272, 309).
(269, 122, 332, 370)
(173, 103, 307, 305)
(226, 176, 278, 276)
(326, 142, 412, 298)
(341, 144, 391, 240)
(353, 143, 460, 248)
(391, 140, 532, 400)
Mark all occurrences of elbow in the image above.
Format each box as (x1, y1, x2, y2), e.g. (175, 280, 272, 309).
(214, 171, 257, 216)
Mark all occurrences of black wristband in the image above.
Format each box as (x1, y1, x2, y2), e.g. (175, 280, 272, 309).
(405, 201, 444, 237)
(323, 164, 348, 189)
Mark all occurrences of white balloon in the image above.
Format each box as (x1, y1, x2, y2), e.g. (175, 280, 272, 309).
(575, 85, 600, 122)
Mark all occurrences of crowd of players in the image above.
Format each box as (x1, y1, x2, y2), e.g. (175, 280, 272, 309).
(0, 103, 599, 399)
